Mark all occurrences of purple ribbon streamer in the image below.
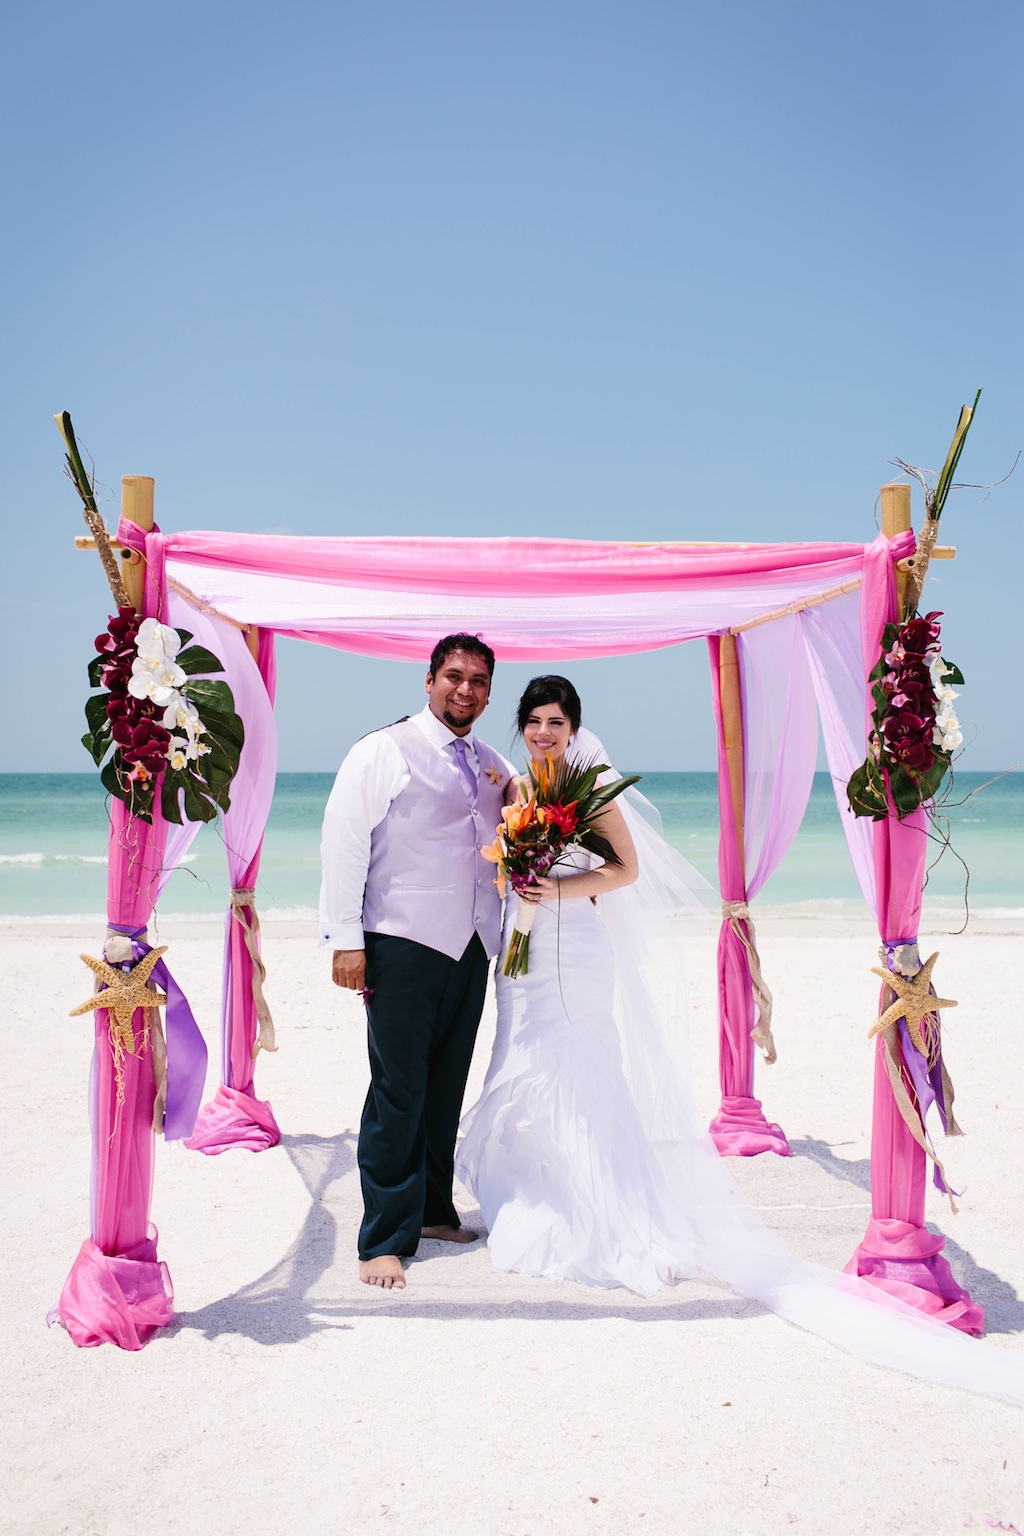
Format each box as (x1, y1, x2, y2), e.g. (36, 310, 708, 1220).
(882, 939, 954, 1197)
(107, 923, 208, 1141)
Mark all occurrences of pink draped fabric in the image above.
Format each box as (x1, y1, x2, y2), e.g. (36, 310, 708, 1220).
(54, 539, 207, 1348)
(158, 528, 885, 594)
(54, 1232, 172, 1351)
(842, 542, 982, 1332)
(153, 523, 917, 663)
(54, 753, 177, 1345)
(707, 637, 794, 1156)
(183, 617, 281, 1154)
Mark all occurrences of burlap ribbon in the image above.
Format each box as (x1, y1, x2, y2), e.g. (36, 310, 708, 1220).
(722, 900, 776, 1064)
(230, 889, 277, 1057)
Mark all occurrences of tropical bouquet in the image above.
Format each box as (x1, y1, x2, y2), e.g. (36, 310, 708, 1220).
(482, 754, 641, 976)
(847, 611, 963, 820)
(84, 607, 244, 824)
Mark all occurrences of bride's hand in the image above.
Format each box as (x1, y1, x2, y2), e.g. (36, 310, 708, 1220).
(518, 876, 557, 904)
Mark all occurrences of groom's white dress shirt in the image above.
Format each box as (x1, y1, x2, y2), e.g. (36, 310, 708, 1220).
(319, 705, 512, 953)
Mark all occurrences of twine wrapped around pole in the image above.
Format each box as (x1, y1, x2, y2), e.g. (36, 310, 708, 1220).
(721, 900, 776, 1063)
(230, 889, 276, 1057)
(901, 516, 940, 616)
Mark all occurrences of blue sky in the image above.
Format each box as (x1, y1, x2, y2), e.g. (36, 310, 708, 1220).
(3, 1, 1020, 772)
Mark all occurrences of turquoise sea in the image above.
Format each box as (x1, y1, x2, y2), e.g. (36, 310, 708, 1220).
(0, 772, 1021, 922)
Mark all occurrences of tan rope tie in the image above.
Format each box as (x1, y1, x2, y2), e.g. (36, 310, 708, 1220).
(230, 889, 277, 1057)
(903, 516, 940, 615)
(722, 900, 776, 1064)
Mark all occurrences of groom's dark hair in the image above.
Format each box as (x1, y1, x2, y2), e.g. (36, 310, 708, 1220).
(429, 633, 496, 679)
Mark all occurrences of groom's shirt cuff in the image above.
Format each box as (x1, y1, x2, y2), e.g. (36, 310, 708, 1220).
(319, 731, 410, 950)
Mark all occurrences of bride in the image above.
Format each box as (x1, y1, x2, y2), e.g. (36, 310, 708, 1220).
(457, 675, 1024, 1403)
(457, 673, 703, 1293)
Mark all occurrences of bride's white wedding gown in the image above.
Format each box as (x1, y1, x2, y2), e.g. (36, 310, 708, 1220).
(458, 852, 701, 1295)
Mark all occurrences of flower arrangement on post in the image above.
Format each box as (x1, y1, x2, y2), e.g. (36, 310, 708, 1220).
(847, 393, 979, 821)
(482, 754, 640, 976)
(84, 607, 244, 824)
(847, 612, 963, 820)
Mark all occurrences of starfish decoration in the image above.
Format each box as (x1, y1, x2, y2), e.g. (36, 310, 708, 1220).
(70, 948, 168, 1047)
(868, 951, 957, 1057)
(485, 765, 504, 785)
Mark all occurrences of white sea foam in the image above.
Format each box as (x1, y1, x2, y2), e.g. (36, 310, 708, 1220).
(0, 851, 197, 867)
(0, 904, 320, 925)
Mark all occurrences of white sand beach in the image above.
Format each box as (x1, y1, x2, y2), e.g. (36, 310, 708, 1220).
(5, 912, 1024, 1536)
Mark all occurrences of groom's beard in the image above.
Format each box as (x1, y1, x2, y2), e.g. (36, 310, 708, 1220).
(442, 707, 475, 731)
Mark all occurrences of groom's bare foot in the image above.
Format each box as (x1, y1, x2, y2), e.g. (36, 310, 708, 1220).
(420, 1225, 479, 1244)
(359, 1256, 407, 1288)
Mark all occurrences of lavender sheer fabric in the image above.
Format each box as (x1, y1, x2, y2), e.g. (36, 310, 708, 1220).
(740, 616, 819, 903)
(799, 592, 877, 912)
(160, 595, 282, 1153)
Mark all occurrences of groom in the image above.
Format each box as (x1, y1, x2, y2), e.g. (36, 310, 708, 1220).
(320, 634, 510, 1288)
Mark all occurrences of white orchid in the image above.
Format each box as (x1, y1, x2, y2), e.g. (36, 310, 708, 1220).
(161, 694, 204, 734)
(136, 618, 181, 662)
(128, 654, 187, 705)
(167, 737, 190, 772)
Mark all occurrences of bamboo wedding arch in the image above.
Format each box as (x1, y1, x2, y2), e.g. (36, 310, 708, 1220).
(58, 442, 976, 1350)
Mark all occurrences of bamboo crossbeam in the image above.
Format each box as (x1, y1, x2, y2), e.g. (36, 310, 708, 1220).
(896, 546, 955, 571)
(729, 576, 863, 635)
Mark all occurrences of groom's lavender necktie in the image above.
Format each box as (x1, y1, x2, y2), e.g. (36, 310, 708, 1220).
(451, 737, 478, 798)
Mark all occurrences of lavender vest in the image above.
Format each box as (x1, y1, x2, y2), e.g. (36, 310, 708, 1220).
(361, 719, 507, 961)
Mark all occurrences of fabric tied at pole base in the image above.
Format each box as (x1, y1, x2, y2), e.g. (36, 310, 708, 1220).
(48, 1226, 174, 1351)
(845, 1217, 984, 1336)
(709, 1094, 792, 1157)
(184, 1083, 281, 1155)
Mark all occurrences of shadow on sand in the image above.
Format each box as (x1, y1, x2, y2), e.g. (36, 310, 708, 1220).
(170, 1129, 1023, 1343)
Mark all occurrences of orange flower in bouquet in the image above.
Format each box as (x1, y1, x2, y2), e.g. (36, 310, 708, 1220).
(484, 754, 640, 976)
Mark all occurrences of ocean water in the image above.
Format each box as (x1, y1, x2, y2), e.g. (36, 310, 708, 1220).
(0, 771, 1020, 922)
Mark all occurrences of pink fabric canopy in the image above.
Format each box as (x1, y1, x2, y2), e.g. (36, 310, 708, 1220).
(156, 528, 905, 661)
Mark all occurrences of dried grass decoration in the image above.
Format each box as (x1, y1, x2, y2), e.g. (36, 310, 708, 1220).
(70, 948, 168, 1107)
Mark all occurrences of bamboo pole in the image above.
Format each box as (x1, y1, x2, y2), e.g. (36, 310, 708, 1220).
(880, 482, 912, 619)
(718, 632, 745, 883)
(120, 476, 155, 615)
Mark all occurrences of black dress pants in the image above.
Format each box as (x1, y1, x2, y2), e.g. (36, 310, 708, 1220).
(358, 931, 489, 1260)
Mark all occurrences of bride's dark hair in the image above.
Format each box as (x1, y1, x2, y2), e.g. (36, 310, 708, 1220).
(515, 675, 582, 734)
